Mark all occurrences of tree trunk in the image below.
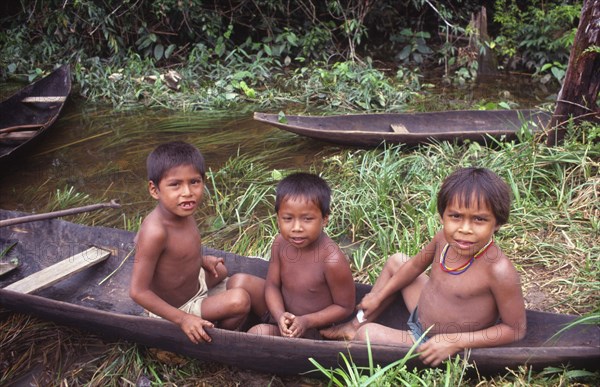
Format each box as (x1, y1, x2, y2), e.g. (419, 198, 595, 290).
(547, 0, 600, 146)
(469, 6, 497, 75)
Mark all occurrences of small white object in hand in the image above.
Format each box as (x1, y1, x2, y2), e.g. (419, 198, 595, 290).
(356, 309, 366, 323)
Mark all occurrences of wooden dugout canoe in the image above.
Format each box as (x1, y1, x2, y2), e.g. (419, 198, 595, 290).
(0, 65, 71, 165)
(253, 110, 551, 147)
(0, 209, 598, 377)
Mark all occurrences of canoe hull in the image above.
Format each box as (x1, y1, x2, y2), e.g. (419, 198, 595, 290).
(0, 209, 598, 375)
(0, 65, 71, 165)
(253, 110, 551, 147)
(1, 288, 598, 375)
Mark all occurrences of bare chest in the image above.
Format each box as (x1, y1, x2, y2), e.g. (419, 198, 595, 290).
(155, 225, 202, 282)
(280, 260, 328, 293)
(429, 259, 492, 299)
(418, 264, 498, 330)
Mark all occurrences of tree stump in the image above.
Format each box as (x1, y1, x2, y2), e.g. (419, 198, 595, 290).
(547, 0, 600, 146)
(469, 6, 498, 75)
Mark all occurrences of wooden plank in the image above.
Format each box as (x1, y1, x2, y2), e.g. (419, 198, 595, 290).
(22, 96, 67, 103)
(4, 247, 110, 294)
(0, 261, 20, 276)
(390, 123, 409, 133)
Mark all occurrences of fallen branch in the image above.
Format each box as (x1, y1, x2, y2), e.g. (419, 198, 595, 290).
(0, 199, 121, 227)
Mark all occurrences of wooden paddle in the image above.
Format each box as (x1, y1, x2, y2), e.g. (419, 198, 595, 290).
(0, 199, 121, 227)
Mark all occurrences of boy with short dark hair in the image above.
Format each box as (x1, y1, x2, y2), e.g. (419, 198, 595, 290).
(130, 141, 263, 344)
(322, 167, 526, 366)
(249, 172, 356, 338)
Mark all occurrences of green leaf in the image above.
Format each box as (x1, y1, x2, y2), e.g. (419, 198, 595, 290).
(416, 45, 433, 54)
(164, 44, 176, 59)
(551, 67, 565, 81)
(154, 44, 164, 61)
(138, 38, 152, 50)
(286, 33, 298, 45)
(398, 45, 412, 60)
(277, 111, 288, 123)
(271, 169, 283, 180)
(231, 71, 253, 81)
(0, 241, 17, 258)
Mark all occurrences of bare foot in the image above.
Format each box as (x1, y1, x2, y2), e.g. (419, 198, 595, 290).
(320, 319, 360, 340)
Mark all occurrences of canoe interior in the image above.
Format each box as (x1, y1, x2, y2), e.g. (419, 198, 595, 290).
(0, 65, 71, 162)
(253, 110, 552, 147)
(0, 209, 598, 375)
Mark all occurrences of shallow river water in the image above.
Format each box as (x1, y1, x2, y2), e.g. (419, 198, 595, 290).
(0, 73, 555, 218)
(0, 104, 334, 212)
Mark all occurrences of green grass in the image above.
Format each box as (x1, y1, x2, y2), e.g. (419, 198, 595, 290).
(307, 328, 475, 386)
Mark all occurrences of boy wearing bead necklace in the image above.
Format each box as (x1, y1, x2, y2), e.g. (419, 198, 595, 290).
(321, 167, 526, 367)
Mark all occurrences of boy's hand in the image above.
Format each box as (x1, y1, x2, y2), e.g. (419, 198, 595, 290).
(277, 312, 295, 337)
(417, 335, 460, 367)
(203, 255, 224, 278)
(357, 291, 382, 320)
(287, 315, 309, 338)
(180, 313, 214, 344)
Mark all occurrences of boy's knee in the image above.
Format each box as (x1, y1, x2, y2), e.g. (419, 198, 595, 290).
(226, 273, 243, 289)
(248, 323, 274, 336)
(229, 288, 251, 314)
(227, 273, 252, 289)
(387, 253, 410, 271)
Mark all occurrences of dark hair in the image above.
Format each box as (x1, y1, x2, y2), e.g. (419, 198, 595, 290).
(437, 167, 511, 226)
(275, 172, 331, 217)
(146, 141, 206, 185)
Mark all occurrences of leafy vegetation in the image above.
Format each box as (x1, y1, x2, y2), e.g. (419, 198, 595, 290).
(491, 0, 581, 84)
(0, 0, 580, 109)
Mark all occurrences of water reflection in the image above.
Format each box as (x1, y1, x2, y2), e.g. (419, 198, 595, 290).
(0, 99, 337, 213)
(423, 73, 557, 108)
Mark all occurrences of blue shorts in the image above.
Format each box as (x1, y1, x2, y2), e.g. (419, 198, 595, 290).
(407, 306, 429, 343)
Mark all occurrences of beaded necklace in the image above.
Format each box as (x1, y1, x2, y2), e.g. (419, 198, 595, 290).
(439, 238, 494, 275)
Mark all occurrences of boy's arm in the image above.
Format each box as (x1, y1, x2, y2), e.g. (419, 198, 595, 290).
(380, 234, 440, 299)
(287, 250, 356, 337)
(129, 223, 213, 344)
(201, 253, 227, 288)
(264, 237, 293, 336)
(418, 257, 526, 366)
(360, 234, 439, 316)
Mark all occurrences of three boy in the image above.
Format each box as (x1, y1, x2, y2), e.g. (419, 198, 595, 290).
(130, 141, 525, 365)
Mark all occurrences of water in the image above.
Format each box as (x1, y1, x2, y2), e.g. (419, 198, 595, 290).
(0, 73, 556, 217)
(0, 100, 336, 215)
